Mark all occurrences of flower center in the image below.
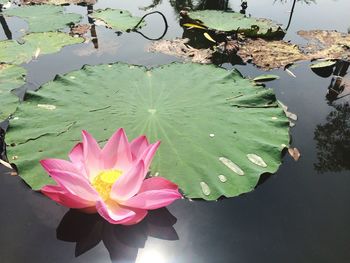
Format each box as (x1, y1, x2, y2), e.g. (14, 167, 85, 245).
(92, 170, 123, 201)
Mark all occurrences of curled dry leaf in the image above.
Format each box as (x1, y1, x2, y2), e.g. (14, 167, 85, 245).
(148, 38, 213, 64)
(237, 30, 350, 70)
(288, 147, 301, 161)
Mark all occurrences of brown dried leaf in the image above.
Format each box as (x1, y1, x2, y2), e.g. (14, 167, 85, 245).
(238, 30, 350, 70)
(148, 38, 213, 64)
(237, 38, 307, 70)
(70, 24, 91, 37)
(288, 147, 301, 161)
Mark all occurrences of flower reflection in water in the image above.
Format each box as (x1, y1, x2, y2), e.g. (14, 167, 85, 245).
(56, 208, 178, 262)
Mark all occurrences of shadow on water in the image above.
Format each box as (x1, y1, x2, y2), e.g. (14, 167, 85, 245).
(57, 208, 178, 262)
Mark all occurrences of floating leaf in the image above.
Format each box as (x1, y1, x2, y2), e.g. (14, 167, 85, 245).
(253, 74, 280, 82)
(183, 10, 285, 38)
(90, 9, 145, 31)
(0, 64, 26, 120)
(238, 38, 306, 70)
(6, 63, 290, 200)
(298, 30, 350, 61)
(310, 60, 337, 69)
(3, 5, 81, 33)
(0, 32, 84, 64)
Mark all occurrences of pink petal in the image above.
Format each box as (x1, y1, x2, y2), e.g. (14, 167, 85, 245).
(40, 159, 80, 175)
(82, 130, 101, 178)
(130, 135, 149, 160)
(69, 142, 84, 165)
(139, 177, 179, 193)
(121, 189, 182, 210)
(110, 160, 145, 201)
(101, 128, 132, 171)
(68, 142, 88, 179)
(121, 208, 148, 225)
(41, 185, 95, 209)
(137, 141, 161, 171)
(96, 200, 135, 224)
(46, 169, 99, 202)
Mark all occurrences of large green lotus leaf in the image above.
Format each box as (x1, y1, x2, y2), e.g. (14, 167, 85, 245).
(3, 5, 81, 33)
(0, 64, 26, 120)
(91, 9, 146, 31)
(6, 63, 290, 200)
(0, 0, 9, 5)
(186, 10, 285, 38)
(0, 32, 84, 64)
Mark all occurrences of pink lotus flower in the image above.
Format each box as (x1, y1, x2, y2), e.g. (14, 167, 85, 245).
(40, 129, 182, 225)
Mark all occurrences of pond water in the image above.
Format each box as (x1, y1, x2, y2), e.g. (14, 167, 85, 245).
(1, 0, 350, 262)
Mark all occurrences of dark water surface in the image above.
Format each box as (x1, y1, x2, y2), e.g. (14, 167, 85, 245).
(1, 0, 350, 262)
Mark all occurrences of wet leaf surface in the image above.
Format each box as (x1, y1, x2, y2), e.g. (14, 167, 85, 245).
(0, 64, 26, 120)
(3, 5, 81, 33)
(0, 32, 84, 64)
(6, 63, 290, 200)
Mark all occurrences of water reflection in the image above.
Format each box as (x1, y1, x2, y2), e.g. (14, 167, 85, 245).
(87, 5, 99, 49)
(0, 15, 12, 40)
(57, 208, 178, 262)
(314, 102, 350, 173)
(311, 60, 350, 103)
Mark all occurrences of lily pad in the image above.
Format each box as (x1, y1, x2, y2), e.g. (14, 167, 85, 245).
(0, 64, 26, 120)
(183, 10, 285, 38)
(3, 5, 81, 33)
(0, 32, 84, 64)
(6, 63, 290, 200)
(253, 74, 280, 82)
(90, 9, 145, 31)
(310, 60, 336, 69)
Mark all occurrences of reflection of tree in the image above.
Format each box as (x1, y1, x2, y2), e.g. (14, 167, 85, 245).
(314, 103, 350, 173)
(57, 208, 178, 262)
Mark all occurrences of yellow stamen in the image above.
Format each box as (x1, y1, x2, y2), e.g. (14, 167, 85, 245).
(92, 170, 123, 201)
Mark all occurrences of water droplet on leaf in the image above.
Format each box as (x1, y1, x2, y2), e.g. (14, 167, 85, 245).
(219, 157, 244, 175)
(247, 154, 267, 167)
(200, 182, 211, 196)
(218, 175, 227, 182)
